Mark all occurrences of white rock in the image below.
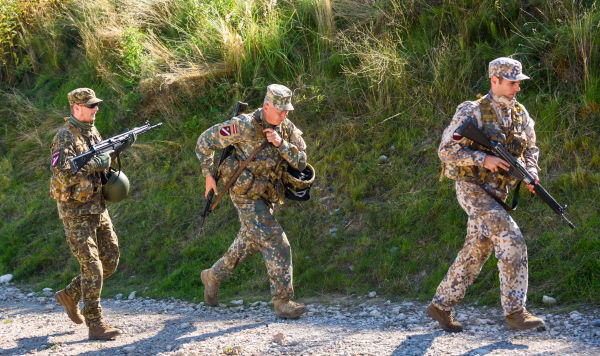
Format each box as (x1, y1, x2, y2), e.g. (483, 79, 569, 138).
(0, 274, 13, 284)
(369, 310, 380, 317)
(42, 288, 53, 297)
(368, 291, 376, 298)
(180, 322, 190, 329)
(44, 304, 54, 310)
(115, 293, 123, 300)
(123, 346, 135, 352)
(128, 291, 136, 300)
(231, 299, 244, 305)
(542, 295, 557, 305)
(378, 155, 388, 161)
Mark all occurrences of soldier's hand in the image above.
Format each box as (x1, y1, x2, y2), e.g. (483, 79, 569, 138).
(263, 128, 282, 147)
(483, 155, 510, 173)
(525, 178, 539, 194)
(205, 175, 218, 198)
(91, 152, 111, 171)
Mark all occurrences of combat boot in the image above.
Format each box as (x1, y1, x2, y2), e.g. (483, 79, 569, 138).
(273, 299, 305, 319)
(88, 320, 121, 340)
(201, 269, 220, 306)
(426, 303, 463, 332)
(54, 289, 84, 324)
(505, 309, 546, 331)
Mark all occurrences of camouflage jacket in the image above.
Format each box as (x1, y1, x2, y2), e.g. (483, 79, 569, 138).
(439, 92, 539, 196)
(196, 109, 307, 202)
(50, 117, 106, 218)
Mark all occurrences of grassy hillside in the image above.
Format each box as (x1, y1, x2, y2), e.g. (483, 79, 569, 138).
(1, 0, 598, 307)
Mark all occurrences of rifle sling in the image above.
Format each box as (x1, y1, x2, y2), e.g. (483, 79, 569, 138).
(477, 180, 521, 212)
(210, 141, 268, 211)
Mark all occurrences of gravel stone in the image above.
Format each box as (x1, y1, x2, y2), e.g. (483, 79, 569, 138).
(0, 283, 598, 355)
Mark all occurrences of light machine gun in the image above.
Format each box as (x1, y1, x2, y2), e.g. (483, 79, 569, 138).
(69, 121, 162, 174)
(456, 119, 575, 229)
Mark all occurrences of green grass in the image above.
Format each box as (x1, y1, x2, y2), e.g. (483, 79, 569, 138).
(0, 0, 599, 308)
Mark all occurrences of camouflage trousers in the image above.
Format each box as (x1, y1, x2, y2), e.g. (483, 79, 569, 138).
(62, 210, 119, 324)
(432, 180, 528, 315)
(210, 195, 294, 300)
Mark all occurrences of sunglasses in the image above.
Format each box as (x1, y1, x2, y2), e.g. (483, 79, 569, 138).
(80, 103, 99, 109)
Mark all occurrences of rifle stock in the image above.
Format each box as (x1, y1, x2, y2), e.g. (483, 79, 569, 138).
(457, 119, 575, 229)
(69, 150, 96, 174)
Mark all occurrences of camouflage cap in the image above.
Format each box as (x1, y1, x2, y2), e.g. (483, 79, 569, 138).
(264, 84, 294, 111)
(67, 88, 103, 106)
(488, 57, 530, 81)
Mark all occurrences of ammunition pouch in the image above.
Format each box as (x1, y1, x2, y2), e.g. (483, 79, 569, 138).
(50, 175, 101, 203)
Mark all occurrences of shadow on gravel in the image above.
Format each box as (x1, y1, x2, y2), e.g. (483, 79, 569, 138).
(70, 316, 266, 355)
(0, 331, 73, 355)
(457, 340, 528, 355)
(392, 331, 442, 356)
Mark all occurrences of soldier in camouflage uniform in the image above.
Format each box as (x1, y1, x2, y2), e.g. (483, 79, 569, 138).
(50, 88, 133, 340)
(426, 58, 546, 332)
(196, 84, 307, 319)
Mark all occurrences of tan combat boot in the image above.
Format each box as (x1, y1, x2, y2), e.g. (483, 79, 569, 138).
(426, 303, 463, 332)
(505, 309, 546, 331)
(54, 289, 84, 324)
(273, 299, 306, 319)
(201, 269, 220, 306)
(88, 320, 121, 340)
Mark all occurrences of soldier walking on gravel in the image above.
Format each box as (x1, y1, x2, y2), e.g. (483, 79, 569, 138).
(50, 88, 134, 340)
(427, 58, 546, 332)
(196, 84, 308, 319)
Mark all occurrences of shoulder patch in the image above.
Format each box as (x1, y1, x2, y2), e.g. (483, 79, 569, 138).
(219, 123, 240, 137)
(52, 150, 60, 167)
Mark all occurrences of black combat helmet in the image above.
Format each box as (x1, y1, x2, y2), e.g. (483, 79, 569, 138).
(283, 163, 315, 201)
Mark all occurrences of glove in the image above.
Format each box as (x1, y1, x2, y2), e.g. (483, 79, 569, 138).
(91, 152, 111, 171)
(122, 132, 137, 150)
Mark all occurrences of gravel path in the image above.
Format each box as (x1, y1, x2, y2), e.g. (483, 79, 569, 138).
(1, 283, 599, 355)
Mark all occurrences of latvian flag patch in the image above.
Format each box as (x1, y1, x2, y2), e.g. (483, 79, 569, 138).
(219, 123, 239, 137)
(52, 150, 60, 167)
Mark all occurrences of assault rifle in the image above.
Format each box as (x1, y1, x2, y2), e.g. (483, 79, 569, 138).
(456, 119, 575, 229)
(198, 101, 248, 233)
(69, 121, 162, 174)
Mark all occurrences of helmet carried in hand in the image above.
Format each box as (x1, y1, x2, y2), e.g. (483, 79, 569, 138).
(102, 168, 130, 202)
(283, 163, 315, 201)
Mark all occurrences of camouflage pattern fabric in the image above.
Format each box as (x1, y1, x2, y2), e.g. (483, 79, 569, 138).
(50, 117, 105, 218)
(196, 107, 306, 299)
(433, 91, 539, 316)
(211, 195, 294, 299)
(62, 211, 119, 324)
(439, 92, 539, 197)
(50, 113, 119, 324)
(195, 109, 306, 194)
(67, 88, 103, 106)
(264, 84, 294, 111)
(488, 57, 530, 81)
(432, 180, 528, 315)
